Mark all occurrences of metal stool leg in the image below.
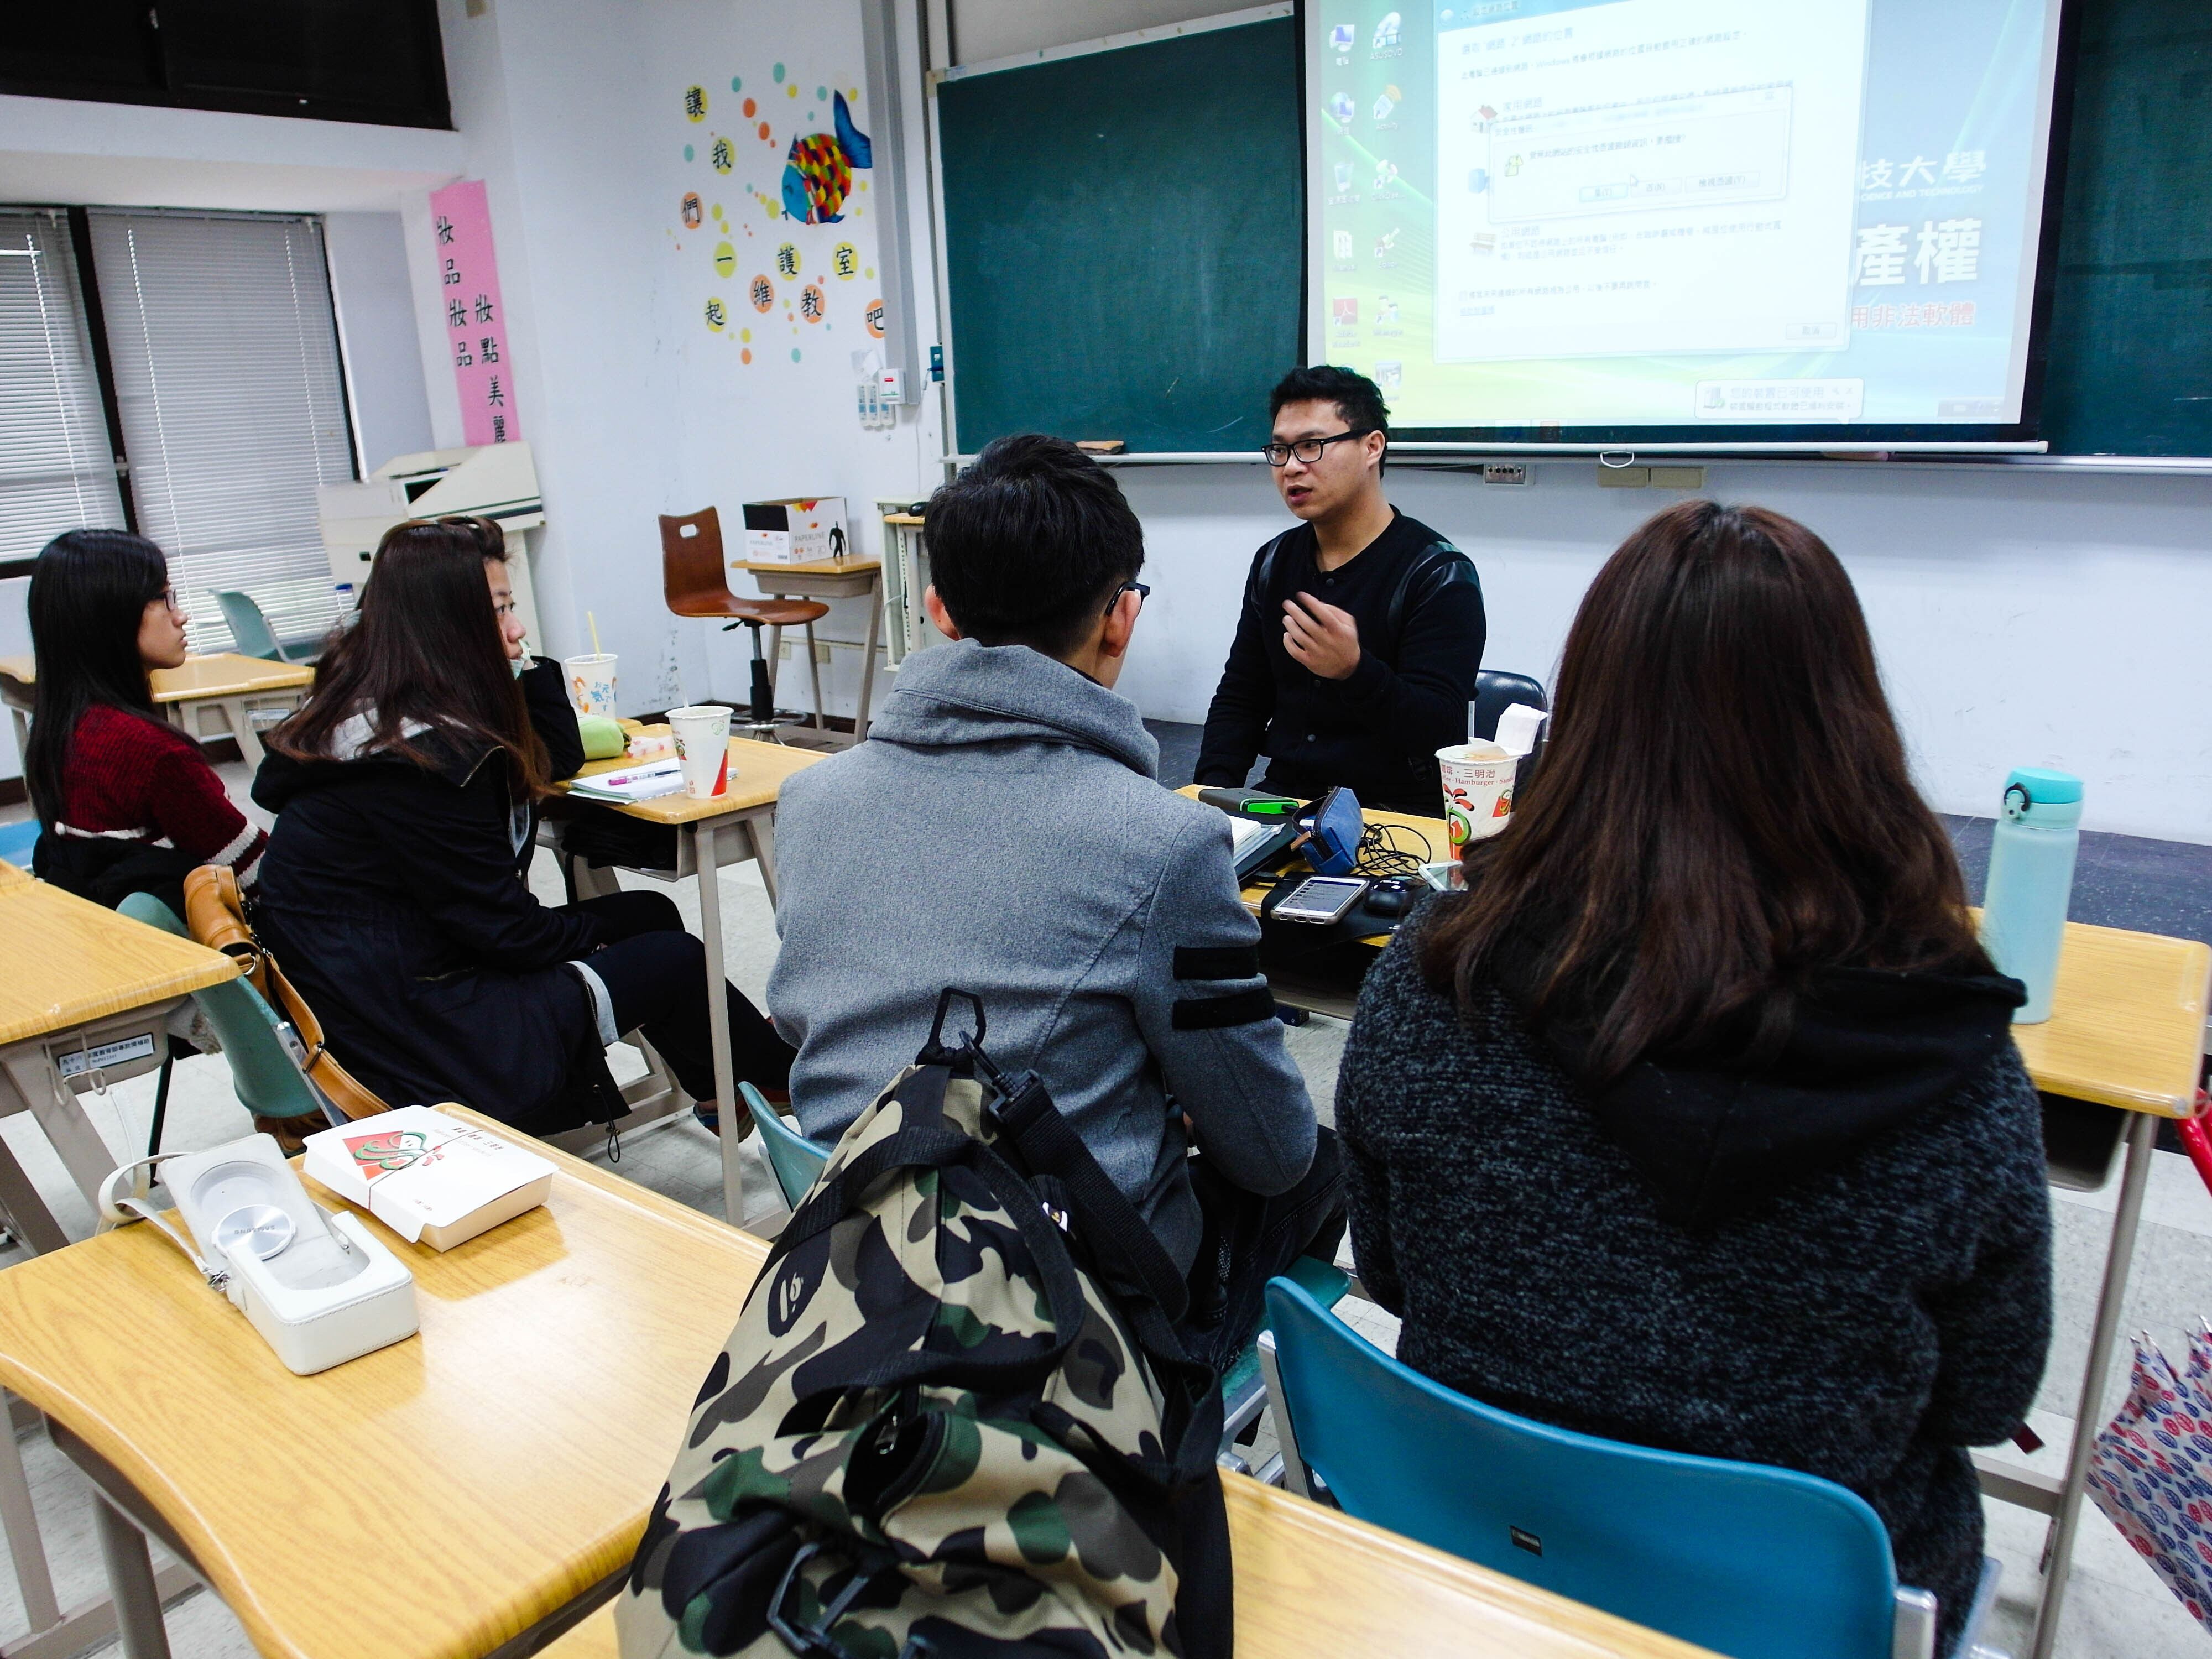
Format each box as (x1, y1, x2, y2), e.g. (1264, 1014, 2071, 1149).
(744, 620, 775, 725)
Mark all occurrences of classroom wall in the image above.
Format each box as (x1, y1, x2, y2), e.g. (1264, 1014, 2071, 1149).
(405, 0, 945, 718)
(325, 213, 437, 471)
(1112, 460, 2212, 844)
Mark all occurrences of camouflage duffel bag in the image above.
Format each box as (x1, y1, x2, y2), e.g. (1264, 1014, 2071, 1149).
(617, 990, 1232, 1659)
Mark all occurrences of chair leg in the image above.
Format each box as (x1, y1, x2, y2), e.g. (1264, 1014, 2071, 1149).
(1256, 1332, 1312, 1499)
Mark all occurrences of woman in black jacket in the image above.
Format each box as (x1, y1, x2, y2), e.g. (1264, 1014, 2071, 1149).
(252, 516, 791, 1136)
(1337, 500, 2051, 1658)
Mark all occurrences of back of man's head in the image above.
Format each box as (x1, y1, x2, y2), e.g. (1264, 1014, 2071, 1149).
(924, 434, 1145, 660)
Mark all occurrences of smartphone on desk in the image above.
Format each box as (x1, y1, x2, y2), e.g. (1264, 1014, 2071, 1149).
(1273, 875, 1371, 925)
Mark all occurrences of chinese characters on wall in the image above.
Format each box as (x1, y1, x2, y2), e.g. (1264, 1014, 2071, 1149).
(429, 179, 521, 446)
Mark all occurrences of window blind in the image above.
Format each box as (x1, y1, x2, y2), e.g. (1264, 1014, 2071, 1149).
(90, 210, 356, 653)
(0, 209, 126, 564)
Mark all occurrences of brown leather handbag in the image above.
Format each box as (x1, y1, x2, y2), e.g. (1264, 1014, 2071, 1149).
(181, 865, 390, 1122)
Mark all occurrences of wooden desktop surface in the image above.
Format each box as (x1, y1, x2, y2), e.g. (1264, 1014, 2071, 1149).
(0, 1105, 763, 1659)
(0, 881, 237, 1045)
(729, 557, 881, 577)
(2004, 919, 2209, 1116)
(562, 733, 823, 824)
(0, 858, 29, 890)
(0, 653, 312, 703)
(1187, 791, 2210, 1115)
(534, 1457, 1722, 1659)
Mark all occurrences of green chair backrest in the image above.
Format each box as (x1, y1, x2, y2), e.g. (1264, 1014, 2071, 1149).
(213, 590, 288, 662)
(740, 1081, 830, 1210)
(115, 892, 328, 1123)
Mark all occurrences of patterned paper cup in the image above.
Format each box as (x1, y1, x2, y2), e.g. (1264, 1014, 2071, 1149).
(667, 705, 732, 799)
(565, 653, 618, 717)
(1437, 742, 1516, 849)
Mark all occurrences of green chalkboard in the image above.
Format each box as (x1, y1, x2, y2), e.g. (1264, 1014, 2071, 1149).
(937, 18, 1302, 455)
(937, 0, 2209, 457)
(2038, 0, 2212, 455)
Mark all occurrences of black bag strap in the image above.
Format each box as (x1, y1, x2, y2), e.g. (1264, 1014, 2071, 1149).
(984, 1061, 1192, 1325)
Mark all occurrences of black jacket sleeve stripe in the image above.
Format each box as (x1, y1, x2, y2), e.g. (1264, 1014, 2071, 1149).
(1173, 945, 1261, 980)
(1171, 986, 1277, 1030)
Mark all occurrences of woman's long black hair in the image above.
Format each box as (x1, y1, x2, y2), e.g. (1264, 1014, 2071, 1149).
(24, 530, 174, 831)
(268, 517, 549, 796)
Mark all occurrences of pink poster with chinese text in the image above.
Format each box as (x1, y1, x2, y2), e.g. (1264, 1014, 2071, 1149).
(430, 179, 521, 446)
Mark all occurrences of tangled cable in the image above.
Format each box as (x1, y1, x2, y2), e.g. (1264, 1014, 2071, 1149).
(1354, 820, 1434, 878)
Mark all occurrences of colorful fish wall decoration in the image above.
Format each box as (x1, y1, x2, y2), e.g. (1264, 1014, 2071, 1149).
(781, 90, 873, 224)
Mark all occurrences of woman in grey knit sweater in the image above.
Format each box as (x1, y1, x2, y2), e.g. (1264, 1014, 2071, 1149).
(1338, 501, 2052, 1659)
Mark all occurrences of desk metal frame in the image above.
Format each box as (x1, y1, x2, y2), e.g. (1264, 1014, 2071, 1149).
(734, 560, 885, 745)
(0, 656, 308, 773)
(568, 808, 781, 1229)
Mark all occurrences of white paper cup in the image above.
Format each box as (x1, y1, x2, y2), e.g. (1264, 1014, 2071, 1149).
(565, 653, 618, 717)
(1437, 742, 1516, 849)
(667, 705, 732, 799)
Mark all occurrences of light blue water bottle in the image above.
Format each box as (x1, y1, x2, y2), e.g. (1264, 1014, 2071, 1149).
(1979, 766, 2082, 1024)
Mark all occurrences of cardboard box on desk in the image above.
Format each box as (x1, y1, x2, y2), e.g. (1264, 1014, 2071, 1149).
(302, 1105, 555, 1250)
(741, 497, 849, 564)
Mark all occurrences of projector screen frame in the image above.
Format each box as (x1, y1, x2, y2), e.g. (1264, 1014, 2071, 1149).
(1296, 0, 2083, 452)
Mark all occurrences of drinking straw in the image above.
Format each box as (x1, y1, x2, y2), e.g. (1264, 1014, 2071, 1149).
(588, 611, 602, 655)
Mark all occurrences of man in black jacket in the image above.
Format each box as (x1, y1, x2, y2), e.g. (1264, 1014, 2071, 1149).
(1193, 366, 1485, 816)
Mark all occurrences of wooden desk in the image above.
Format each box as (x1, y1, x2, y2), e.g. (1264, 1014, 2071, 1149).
(557, 737, 825, 1224)
(535, 1412, 1718, 1659)
(731, 557, 885, 744)
(0, 858, 30, 890)
(0, 882, 237, 1255)
(1181, 790, 1449, 1020)
(0, 653, 313, 770)
(0, 1106, 763, 1659)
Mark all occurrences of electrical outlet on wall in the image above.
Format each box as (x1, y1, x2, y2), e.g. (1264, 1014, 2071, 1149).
(779, 640, 833, 665)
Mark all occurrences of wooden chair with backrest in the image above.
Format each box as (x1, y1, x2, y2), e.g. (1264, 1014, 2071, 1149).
(659, 508, 830, 735)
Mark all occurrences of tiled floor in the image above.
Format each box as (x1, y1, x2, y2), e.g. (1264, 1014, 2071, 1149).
(4, 757, 2211, 1657)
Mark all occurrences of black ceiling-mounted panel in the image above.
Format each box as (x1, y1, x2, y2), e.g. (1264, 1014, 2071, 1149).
(0, 0, 451, 130)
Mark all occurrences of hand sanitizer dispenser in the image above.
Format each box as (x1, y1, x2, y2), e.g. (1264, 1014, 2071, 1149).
(100, 1134, 419, 1374)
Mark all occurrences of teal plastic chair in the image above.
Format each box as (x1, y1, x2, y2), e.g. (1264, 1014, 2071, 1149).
(740, 1081, 832, 1211)
(0, 818, 38, 867)
(1258, 1277, 2000, 1659)
(115, 894, 333, 1146)
(213, 591, 316, 665)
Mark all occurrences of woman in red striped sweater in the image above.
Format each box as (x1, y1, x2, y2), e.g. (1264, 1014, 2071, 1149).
(25, 529, 270, 921)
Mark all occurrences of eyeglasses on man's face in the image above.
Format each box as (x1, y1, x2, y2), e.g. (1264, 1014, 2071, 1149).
(1104, 581, 1151, 616)
(1262, 428, 1377, 467)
